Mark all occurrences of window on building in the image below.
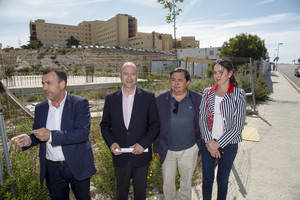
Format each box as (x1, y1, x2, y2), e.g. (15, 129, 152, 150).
(209, 50, 214, 56)
(31, 24, 36, 31)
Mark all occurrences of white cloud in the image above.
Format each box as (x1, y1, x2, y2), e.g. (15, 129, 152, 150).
(180, 0, 200, 21)
(121, 0, 159, 7)
(49, 0, 109, 7)
(256, 0, 275, 6)
(140, 13, 300, 63)
(216, 13, 290, 29)
(0, 33, 28, 48)
(18, 0, 109, 7)
(218, 12, 232, 17)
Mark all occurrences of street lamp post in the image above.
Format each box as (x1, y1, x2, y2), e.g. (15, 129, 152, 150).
(276, 42, 283, 69)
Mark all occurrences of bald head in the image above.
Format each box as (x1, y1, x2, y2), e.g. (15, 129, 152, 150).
(121, 62, 137, 73)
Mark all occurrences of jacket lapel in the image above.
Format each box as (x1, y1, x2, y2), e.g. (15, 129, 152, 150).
(60, 94, 71, 130)
(40, 102, 49, 128)
(115, 90, 127, 130)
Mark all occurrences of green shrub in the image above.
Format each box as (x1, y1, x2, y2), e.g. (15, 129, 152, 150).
(17, 66, 31, 73)
(189, 77, 215, 93)
(147, 156, 163, 194)
(205, 63, 214, 78)
(92, 134, 116, 198)
(0, 147, 49, 200)
(236, 74, 251, 93)
(58, 48, 68, 55)
(254, 73, 270, 101)
(25, 95, 38, 102)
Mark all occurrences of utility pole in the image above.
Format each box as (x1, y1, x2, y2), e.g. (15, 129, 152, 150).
(172, 0, 178, 65)
(276, 42, 283, 69)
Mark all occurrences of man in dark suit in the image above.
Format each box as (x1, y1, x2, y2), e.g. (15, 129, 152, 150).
(100, 62, 160, 200)
(11, 68, 96, 200)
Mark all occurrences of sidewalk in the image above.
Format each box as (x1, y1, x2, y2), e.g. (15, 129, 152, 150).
(222, 71, 300, 200)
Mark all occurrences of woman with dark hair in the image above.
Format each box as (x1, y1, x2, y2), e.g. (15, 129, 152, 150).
(199, 59, 246, 200)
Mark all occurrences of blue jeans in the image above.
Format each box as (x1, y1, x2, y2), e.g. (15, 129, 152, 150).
(200, 139, 238, 200)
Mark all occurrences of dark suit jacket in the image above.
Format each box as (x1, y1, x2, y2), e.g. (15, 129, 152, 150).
(23, 94, 96, 185)
(154, 90, 202, 163)
(100, 87, 160, 168)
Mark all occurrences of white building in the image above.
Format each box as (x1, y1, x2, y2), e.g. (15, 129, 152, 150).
(177, 47, 221, 77)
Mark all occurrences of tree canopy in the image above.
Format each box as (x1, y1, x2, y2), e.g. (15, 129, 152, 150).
(219, 33, 268, 61)
(157, 0, 184, 24)
(66, 36, 80, 48)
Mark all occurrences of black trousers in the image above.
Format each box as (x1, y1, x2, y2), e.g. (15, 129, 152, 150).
(45, 159, 91, 200)
(115, 162, 149, 200)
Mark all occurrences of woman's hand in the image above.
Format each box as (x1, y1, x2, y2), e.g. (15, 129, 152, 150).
(206, 141, 221, 158)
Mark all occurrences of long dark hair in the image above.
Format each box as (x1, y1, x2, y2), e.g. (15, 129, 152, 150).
(213, 59, 238, 87)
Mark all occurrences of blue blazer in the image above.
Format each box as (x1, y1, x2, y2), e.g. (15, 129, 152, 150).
(154, 90, 202, 163)
(23, 94, 96, 185)
(100, 87, 160, 168)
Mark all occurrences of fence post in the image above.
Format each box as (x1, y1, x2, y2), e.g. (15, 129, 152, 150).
(249, 58, 256, 112)
(0, 146, 3, 185)
(0, 83, 14, 195)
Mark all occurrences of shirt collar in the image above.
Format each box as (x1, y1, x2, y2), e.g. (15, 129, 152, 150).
(170, 89, 190, 102)
(209, 82, 234, 93)
(48, 91, 67, 108)
(122, 86, 136, 98)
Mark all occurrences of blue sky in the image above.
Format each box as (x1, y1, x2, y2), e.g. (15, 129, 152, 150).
(0, 0, 299, 63)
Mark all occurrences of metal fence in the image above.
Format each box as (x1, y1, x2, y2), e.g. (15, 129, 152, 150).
(0, 55, 271, 198)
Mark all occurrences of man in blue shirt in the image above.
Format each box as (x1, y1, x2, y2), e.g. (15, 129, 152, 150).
(154, 68, 202, 200)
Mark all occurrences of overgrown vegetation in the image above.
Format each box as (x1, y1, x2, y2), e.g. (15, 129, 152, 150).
(0, 61, 271, 199)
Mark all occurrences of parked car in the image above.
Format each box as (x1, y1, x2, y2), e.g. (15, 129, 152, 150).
(295, 66, 300, 77)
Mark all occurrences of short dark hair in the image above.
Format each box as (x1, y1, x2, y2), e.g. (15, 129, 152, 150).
(43, 68, 67, 85)
(170, 68, 191, 82)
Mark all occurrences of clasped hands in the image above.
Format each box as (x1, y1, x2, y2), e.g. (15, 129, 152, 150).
(206, 140, 221, 158)
(11, 128, 51, 147)
(110, 142, 144, 156)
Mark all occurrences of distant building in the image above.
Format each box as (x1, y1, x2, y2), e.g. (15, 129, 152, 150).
(176, 36, 199, 49)
(177, 47, 221, 77)
(29, 14, 198, 51)
(177, 47, 220, 60)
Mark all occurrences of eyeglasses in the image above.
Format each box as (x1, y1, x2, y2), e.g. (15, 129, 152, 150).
(173, 101, 179, 114)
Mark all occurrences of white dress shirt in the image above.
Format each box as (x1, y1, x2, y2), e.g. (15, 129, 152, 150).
(45, 92, 67, 161)
(122, 87, 136, 129)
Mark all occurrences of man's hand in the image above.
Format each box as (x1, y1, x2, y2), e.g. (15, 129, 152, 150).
(32, 128, 51, 142)
(110, 143, 122, 155)
(130, 143, 144, 155)
(11, 134, 32, 147)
